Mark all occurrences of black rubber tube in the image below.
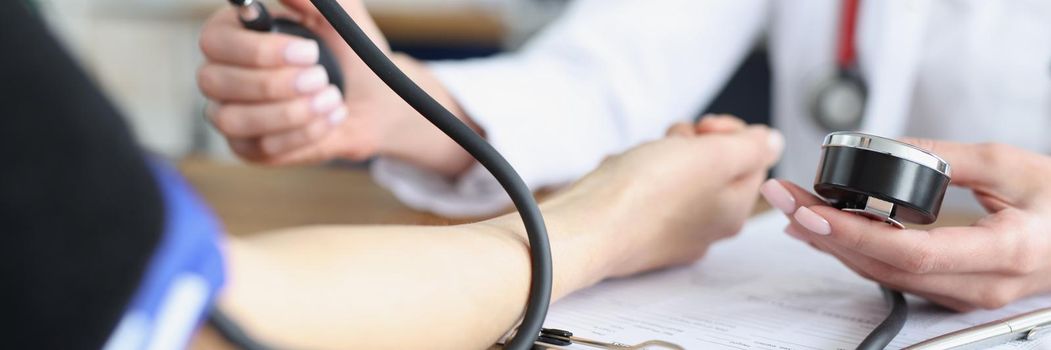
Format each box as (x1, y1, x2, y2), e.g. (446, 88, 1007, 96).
(856, 286, 908, 350)
(307, 1, 553, 349)
(209, 308, 271, 350)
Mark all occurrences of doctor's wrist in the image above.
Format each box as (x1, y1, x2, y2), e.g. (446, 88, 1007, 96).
(367, 54, 480, 178)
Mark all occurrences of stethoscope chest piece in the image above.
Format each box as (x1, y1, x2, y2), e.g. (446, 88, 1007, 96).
(810, 70, 867, 131)
(814, 132, 952, 227)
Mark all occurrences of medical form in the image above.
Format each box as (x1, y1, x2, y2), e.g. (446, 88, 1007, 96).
(544, 212, 1051, 350)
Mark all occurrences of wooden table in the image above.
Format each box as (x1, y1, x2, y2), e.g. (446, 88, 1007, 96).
(94, 1, 506, 46)
(178, 158, 481, 236)
(181, 158, 980, 349)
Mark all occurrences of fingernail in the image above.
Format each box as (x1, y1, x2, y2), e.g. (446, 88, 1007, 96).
(768, 129, 785, 155)
(296, 66, 329, 93)
(794, 207, 832, 235)
(312, 87, 343, 113)
(327, 107, 348, 125)
(760, 179, 796, 214)
(284, 40, 320, 65)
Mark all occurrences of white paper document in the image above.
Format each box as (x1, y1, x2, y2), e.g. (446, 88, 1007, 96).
(544, 212, 1051, 350)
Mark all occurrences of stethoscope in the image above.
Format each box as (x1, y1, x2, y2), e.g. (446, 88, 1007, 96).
(811, 0, 868, 132)
(208, 1, 953, 349)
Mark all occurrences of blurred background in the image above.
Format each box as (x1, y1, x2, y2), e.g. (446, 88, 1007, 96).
(30, 0, 770, 162)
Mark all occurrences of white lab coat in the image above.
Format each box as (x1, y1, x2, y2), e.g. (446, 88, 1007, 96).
(372, 0, 1051, 217)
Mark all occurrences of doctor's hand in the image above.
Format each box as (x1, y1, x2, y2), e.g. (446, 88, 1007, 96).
(761, 140, 1051, 311)
(513, 117, 784, 283)
(198, 0, 475, 174)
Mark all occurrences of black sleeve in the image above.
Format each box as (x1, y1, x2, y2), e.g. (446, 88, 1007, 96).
(0, 2, 166, 349)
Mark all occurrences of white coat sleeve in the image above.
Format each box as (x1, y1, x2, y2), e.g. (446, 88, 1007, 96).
(372, 0, 770, 217)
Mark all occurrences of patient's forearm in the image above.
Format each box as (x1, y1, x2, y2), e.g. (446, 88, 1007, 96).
(220, 201, 621, 349)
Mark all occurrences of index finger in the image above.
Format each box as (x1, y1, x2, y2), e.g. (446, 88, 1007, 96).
(200, 9, 320, 68)
(776, 180, 1024, 275)
(804, 204, 1020, 274)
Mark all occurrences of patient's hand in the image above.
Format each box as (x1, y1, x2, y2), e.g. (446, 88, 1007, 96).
(508, 116, 783, 285)
(763, 139, 1051, 311)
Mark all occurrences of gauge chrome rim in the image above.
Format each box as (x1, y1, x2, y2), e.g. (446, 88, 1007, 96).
(822, 132, 951, 177)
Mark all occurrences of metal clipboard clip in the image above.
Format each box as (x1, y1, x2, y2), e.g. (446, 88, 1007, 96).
(534, 328, 685, 350)
(904, 307, 1051, 349)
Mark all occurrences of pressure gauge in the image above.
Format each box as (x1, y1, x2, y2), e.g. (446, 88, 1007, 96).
(814, 132, 951, 227)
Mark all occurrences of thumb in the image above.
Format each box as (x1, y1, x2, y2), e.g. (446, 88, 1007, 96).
(900, 137, 1029, 201)
(279, 0, 326, 18)
(277, 0, 391, 58)
(277, 0, 318, 18)
(279, 0, 370, 23)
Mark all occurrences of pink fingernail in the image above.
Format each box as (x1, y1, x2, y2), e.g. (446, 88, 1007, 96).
(295, 66, 329, 93)
(327, 107, 348, 125)
(284, 40, 320, 65)
(794, 207, 832, 235)
(760, 179, 796, 215)
(312, 87, 343, 113)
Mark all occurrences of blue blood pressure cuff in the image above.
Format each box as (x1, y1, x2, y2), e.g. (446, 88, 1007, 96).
(0, 3, 226, 349)
(102, 161, 227, 350)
